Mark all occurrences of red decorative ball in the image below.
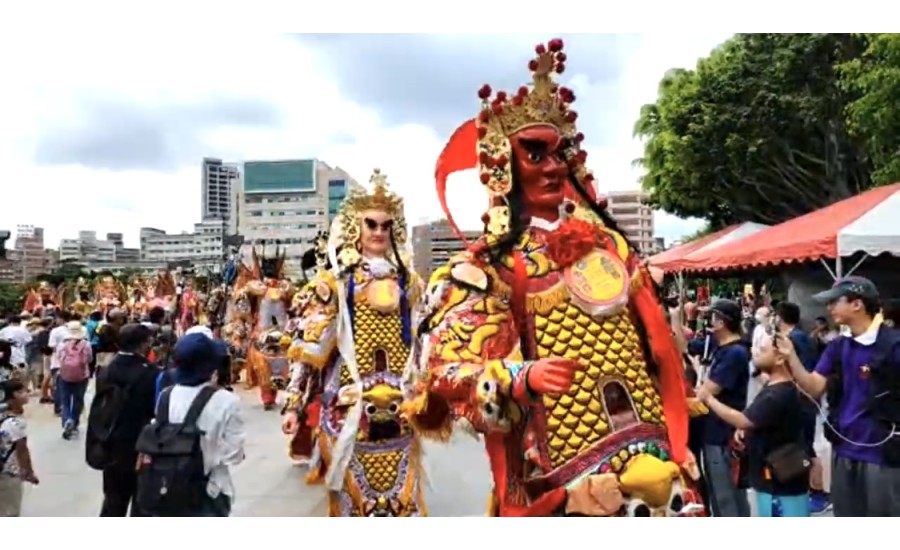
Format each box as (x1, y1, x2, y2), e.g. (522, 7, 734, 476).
(496, 154, 509, 167)
(517, 86, 529, 97)
(556, 62, 566, 74)
(556, 52, 567, 62)
(535, 43, 547, 55)
(481, 212, 490, 224)
(528, 59, 539, 71)
(512, 96, 524, 106)
(478, 110, 491, 123)
(496, 90, 507, 102)
(564, 202, 576, 214)
(585, 173, 596, 183)
(564, 111, 578, 123)
(576, 150, 588, 163)
(575, 132, 585, 143)
(477, 126, 488, 138)
(477, 84, 492, 100)
(597, 197, 608, 209)
(479, 172, 491, 184)
(492, 103, 503, 115)
(479, 151, 490, 164)
(548, 38, 564, 52)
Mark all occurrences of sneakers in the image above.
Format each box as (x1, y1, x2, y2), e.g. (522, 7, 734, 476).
(62, 419, 75, 440)
(809, 491, 832, 515)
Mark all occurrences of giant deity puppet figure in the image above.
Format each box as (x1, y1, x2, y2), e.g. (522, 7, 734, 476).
(242, 241, 296, 409)
(406, 39, 704, 517)
(281, 169, 429, 517)
(285, 230, 331, 467)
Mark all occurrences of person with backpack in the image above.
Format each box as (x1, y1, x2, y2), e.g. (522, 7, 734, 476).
(136, 332, 245, 517)
(781, 276, 900, 517)
(86, 323, 158, 516)
(56, 321, 93, 440)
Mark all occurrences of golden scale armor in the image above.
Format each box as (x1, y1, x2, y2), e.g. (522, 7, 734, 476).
(409, 38, 701, 517)
(285, 169, 427, 517)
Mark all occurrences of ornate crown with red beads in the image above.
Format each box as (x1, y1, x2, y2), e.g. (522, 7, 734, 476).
(434, 38, 598, 242)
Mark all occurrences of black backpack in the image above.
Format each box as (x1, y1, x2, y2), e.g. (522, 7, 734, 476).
(85, 370, 142, 470)
(135, 385, 218, 517)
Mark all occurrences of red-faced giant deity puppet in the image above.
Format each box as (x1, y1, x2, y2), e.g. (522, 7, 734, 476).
(407, 38, 703, 517)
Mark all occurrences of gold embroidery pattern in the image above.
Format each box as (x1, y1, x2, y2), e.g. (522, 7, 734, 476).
(342, 302, 410, 386)
(535, 304, 665, 468)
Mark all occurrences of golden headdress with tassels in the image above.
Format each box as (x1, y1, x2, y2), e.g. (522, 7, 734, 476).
(335, 168, 409, 254)
(434, 38, 598, 242)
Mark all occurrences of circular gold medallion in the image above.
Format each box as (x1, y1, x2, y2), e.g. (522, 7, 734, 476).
(366, 279, 400, 313)
(564, 249, 630, 308)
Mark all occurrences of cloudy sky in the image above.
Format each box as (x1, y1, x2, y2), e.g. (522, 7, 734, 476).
(0, 33, 731, 249)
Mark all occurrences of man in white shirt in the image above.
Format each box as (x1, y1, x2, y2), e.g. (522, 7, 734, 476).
(0, 315, 32, 371)
(158, 332, 245, 516)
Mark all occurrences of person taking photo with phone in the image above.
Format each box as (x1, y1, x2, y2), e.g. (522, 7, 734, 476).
(779, 276, 900, 517)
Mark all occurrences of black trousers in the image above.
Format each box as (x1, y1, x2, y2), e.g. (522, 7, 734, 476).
(100, 460, 146, 517)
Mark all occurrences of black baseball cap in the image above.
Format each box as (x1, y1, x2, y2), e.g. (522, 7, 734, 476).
(812, 276, 879, 304)
(710, 299, 742, 323)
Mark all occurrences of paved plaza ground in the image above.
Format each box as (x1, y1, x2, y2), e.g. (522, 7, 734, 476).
(17, 385, 831, 517)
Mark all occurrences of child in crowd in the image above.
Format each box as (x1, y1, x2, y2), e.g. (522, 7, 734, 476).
(0, 379, 40, 516)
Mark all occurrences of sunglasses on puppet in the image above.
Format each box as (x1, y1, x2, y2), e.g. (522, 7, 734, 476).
(363, 217, 394, 233)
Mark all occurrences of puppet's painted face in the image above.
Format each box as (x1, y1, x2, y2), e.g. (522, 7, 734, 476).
(510, 125, 568, 222)
(359, 209, 393, 258)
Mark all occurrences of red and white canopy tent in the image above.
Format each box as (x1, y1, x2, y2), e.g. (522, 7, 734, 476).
(648, 222, 770, 273)
(676, 183, 900, 279)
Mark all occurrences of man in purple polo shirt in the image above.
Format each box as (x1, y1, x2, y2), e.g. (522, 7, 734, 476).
(778, 276, 900, 516)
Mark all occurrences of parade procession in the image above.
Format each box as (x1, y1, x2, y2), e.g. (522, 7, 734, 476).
(3, 30, 899, 522)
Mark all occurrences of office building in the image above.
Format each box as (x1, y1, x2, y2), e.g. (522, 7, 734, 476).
(411, 219, 483, 280)
(234, 158, 359, 277)
(201, 157, 240, 224)
(606, 190, 655, 255)
(139, 218, 227, 271)
(58, 230, 143, 269)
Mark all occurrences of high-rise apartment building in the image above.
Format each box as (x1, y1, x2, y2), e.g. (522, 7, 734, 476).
(234, 159, 359, 277)
(411, 219, 483, 280)
(10, 226, 57, 282)
(606, 190, 655, 255)
(201, 157, 240, 223)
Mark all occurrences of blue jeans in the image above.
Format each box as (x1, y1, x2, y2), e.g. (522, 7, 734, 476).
(756, 492, 809, 517)
(57, 379, 88, 428)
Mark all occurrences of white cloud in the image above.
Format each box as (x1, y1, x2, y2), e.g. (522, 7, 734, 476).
(0, 33, 729, 249)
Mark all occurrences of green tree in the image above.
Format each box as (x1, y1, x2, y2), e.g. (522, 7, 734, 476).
(0, 283, 24, 315)
(635, 33, 871, 229)
(838, 33, 900, 186)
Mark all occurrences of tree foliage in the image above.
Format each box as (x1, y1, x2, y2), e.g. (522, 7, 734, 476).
(838, 33, 900, 186)
(0, 283, 23, 315)
(635, 34, 874, 229)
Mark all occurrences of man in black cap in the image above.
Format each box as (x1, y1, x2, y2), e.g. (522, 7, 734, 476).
(696, 299, 751, 516)
(777, 275, 900, 516)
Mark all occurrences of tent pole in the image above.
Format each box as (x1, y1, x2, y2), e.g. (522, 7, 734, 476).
(845, 254, 870, 277)
(820, 258, 837, 280)
(835, 256, 843, 279)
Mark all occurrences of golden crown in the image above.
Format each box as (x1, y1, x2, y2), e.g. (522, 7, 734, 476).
(341, 168, 404, 219)
(336, 169, 409, 265)
(474, 38, 593, 198)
